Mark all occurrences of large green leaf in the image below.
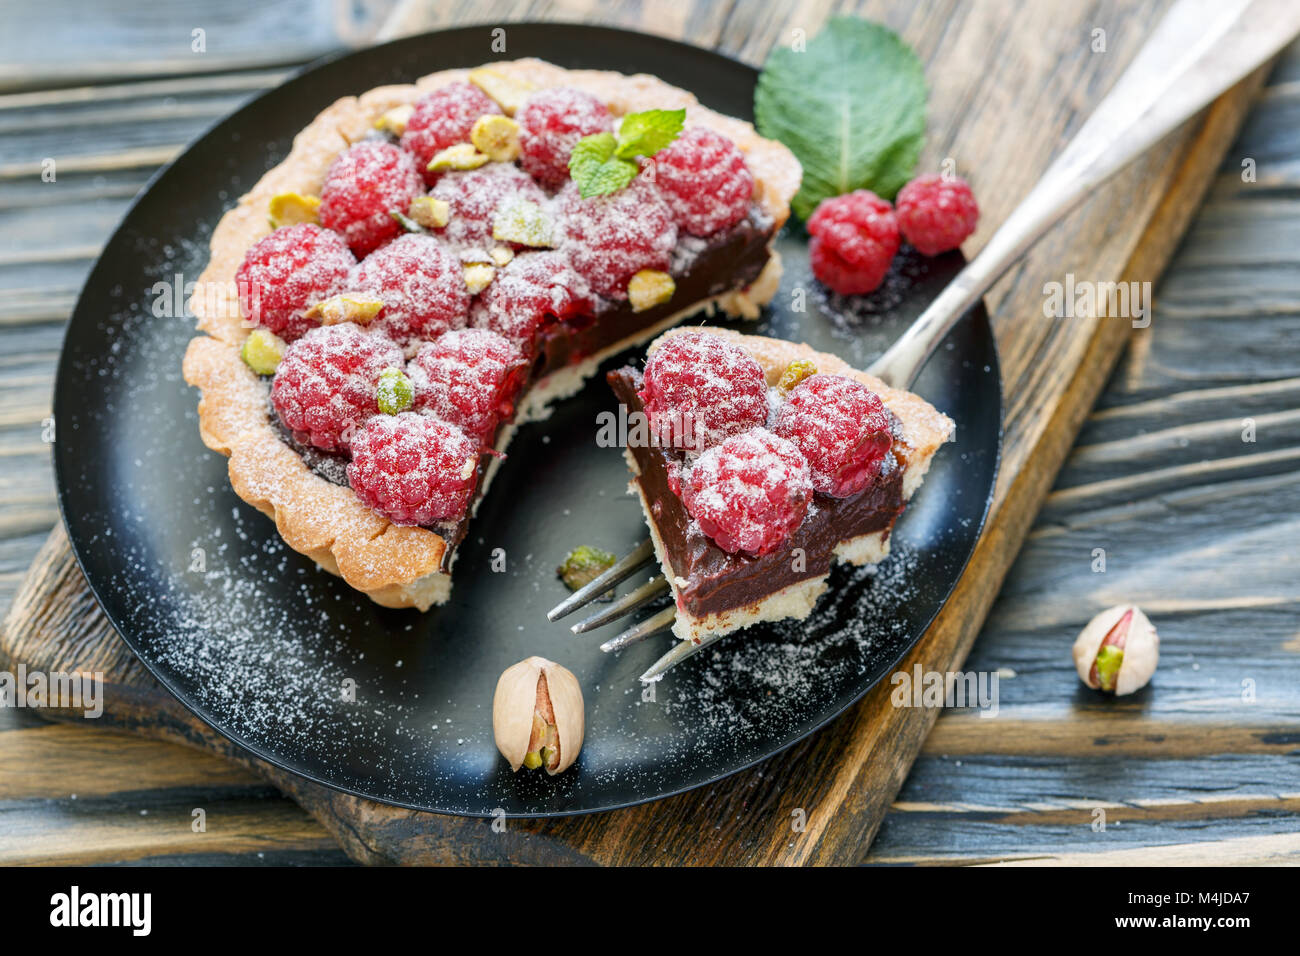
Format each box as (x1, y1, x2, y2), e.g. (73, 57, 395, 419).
(755, 17, 927, 220)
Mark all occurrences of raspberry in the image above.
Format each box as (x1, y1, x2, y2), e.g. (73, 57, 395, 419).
(400, 83, 501, 184)
(682, 428, 811, 556)
(557, 177, 676, 298)
(474, 251, 593, 355)
(318, 140, 423, 256)
(347, 412, 479, 525)
(429, 163, 547, 252)
(270, 323, 403, 452)
(409, 328, 527, 442)
(773, 374, 893, 497)
(895, 174, 980, 256)
(517, 87, 613, 188)
(348, 234, 470, 345)
(235, 224, 354, 341)
(651, 126, 754, 236)
(806, 190, 900, 295)
(638, 331, 768, 451)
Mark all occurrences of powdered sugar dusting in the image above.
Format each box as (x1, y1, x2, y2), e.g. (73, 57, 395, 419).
(517, 86, 613, 187)
(347, 233, 470, 345)
(682, 427, 812, 556)
(557, 176, 677, 298)
(429, 163, 547, 251)
(653, 125, 755, 236)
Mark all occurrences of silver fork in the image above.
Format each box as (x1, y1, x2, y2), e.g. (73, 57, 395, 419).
(546, 0, 1300, 682)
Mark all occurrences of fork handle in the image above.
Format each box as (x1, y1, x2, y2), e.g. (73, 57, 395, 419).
(868, 0, 1300, 389)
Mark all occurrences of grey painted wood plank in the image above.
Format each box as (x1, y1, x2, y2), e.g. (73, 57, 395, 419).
(0, 0, 352, 91)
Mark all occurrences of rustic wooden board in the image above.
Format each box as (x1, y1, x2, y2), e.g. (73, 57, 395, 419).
(1, 0, 1294, 865)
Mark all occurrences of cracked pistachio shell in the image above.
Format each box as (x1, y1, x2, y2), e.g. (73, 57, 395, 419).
(492, 656, 584, 775)
(1072, 604, 1159, 696)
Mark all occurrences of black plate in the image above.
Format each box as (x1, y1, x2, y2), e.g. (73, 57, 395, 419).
(54, 24, 1002, 817)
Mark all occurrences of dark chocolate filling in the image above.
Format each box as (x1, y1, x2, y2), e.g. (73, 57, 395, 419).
(606, 368, 907, 619)
(270, 204, 777, 572)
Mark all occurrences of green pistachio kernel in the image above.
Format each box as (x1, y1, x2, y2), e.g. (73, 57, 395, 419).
(1094, 645, 1125, 692)
(522, 750, 543, 770)
(268, 192, 320, 229)
(778, 358, 818, 391)
(240, 329, 286, 375)
(539, 746, 557, 770)
(492, 197, 555, 248)
(376, 366, 414, 415)
(390, 209, 428, 234)
(427, 142, 489, 173)
(557, 545, 617, 595)
(627, 269, 675, 313)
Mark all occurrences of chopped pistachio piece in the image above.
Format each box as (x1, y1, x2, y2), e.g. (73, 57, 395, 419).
(1094, 645, 1125, 692)
(557, 545, 617, 594)
(489, 246, 514, 267)
(240, 329, 286, 375)
(373, 103, 415, 137)
(463, 263, 496, 294)
(307, 294, 385, 326)
(375, 367, 414, 415)
(778, 358, 818, 391)
(268, 192, 321, 229)
(470, 114, 522, 161)
(467, 67, 536, 116)
(390, 209, 427, 234)
(408, 195, 450, 229)
(627, 269, 675, 312)
(492, 197, 555, 247)
(427, 142, 490, 173)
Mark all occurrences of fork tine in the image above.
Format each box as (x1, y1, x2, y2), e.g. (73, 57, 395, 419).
(546, 538, 656, 621)
(600, 606, 677, 653)
(571, 575, 670, 634)
(639, 630, 728, 682)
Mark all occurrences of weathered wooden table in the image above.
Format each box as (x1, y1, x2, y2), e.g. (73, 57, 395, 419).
(1, 0, 1297, 865)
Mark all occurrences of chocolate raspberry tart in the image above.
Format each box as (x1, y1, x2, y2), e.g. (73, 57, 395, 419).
(183, 59, 799, 609)
(608, 328, 953, 643)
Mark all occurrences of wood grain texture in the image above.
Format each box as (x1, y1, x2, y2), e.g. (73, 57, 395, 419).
(2, 0, 1297, 866)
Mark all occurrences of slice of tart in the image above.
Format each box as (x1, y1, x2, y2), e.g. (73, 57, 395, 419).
(606, 327, 954, 643)
(182, 59, 800, 610)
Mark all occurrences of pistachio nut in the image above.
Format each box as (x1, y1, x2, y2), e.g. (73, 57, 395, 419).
(467, 67, 536, 116)
(373, 103, 415, 137)
(268, 192, 321, 229)
(240, 329, 286, 375)
(375, 366, 414, 415)
(471, 114, 522, 162)
(1072, 604, 1159, 696)
(492, 656, 584, 775)
(778, 358, 818, 391)
(491, 197, 555, 247)
(627, 269, 676, 313)
(427, 142, 490, 173)
(408, 195, 450, 229)
(306, 294, 385, 326)
(463, 262, 495, 294)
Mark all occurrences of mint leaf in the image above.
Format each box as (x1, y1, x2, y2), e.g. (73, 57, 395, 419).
(568, 109, 686, 198)
(615, 108, 686, 159)
(755, 17, 927, 219)
(568, 131, 639, 198)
